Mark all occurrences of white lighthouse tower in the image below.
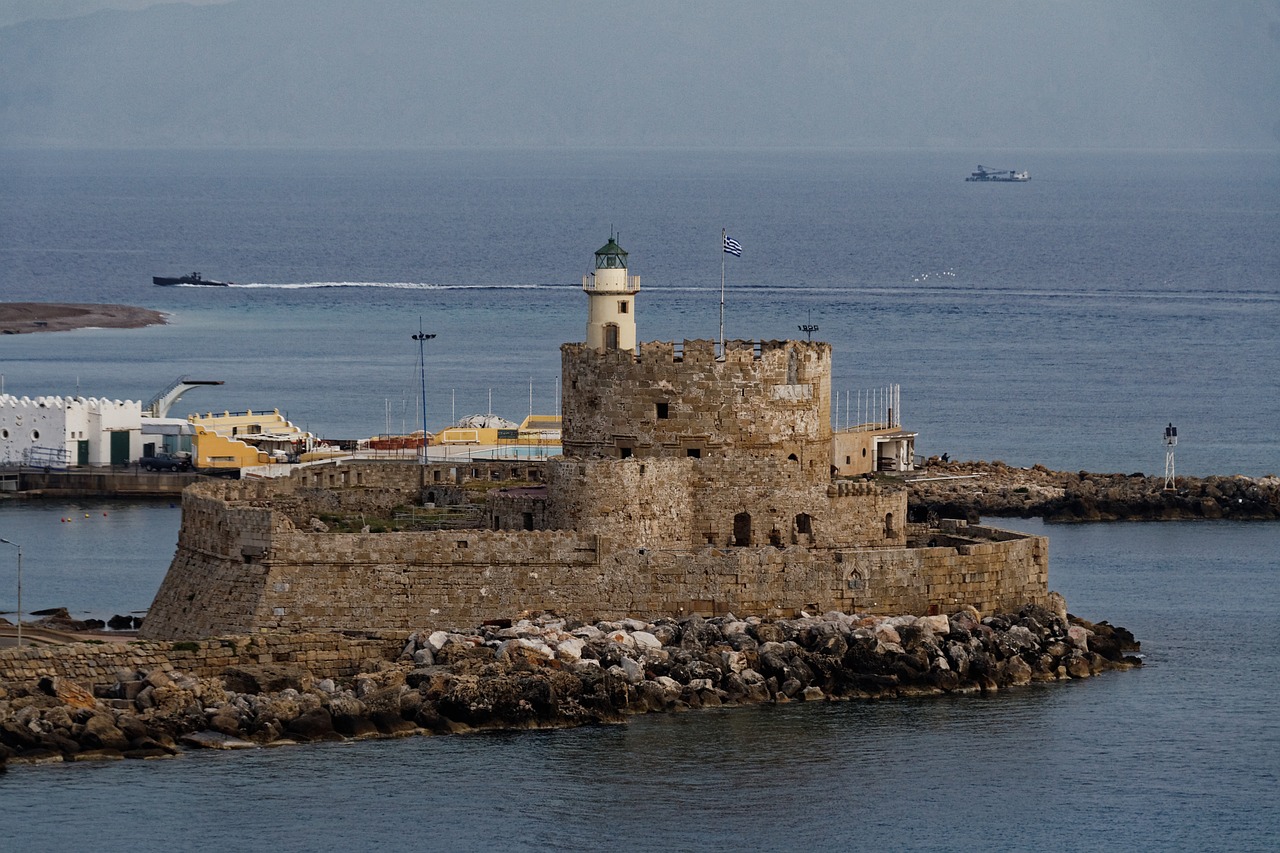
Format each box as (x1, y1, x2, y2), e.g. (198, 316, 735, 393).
(582, 234, 640, 352)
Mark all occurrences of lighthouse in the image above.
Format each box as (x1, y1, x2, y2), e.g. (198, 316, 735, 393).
(582, 234, 640, 351)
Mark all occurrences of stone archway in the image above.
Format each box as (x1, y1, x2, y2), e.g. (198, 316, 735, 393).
(733, 512, 752, 546)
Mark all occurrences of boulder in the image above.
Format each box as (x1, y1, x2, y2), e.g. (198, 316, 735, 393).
(80, 706, 130, 747)
(285, 708, 340, 742)
(1000, 656, 1033, 686)
(222, 664, 310, 695)
(554, 637, 586, 661)
(632, 630, 662, 650)
(38, 677, 97, 711)
(917, 614, 950, 635)
(179, 731, 258, 750)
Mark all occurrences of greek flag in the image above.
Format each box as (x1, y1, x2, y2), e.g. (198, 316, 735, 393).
(723, 234, 742, 256)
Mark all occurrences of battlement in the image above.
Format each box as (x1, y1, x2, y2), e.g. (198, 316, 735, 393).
(0, 394, 140, 413)
(585, 338, 832, 366)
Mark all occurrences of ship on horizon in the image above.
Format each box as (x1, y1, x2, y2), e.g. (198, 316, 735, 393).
(965, 165, 1030, 182)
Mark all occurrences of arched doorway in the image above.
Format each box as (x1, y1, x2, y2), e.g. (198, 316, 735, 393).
(733, 512, 752, 546)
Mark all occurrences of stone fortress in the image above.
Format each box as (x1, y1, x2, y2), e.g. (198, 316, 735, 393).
(140, 238, 1048, 640)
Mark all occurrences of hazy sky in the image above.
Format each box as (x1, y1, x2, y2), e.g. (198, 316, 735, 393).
(1, 0, 1277, 150)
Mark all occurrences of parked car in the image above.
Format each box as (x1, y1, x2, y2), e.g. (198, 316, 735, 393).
(141, 452, 192, 472)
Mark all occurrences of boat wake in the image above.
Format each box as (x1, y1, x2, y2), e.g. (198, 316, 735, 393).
(230, 282, 564, 290)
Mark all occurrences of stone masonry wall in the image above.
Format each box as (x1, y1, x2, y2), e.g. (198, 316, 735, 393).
(545, 456, 907, 551)
(0, 633, 406, 689)
(561, 339, 832, 473)
(140, 471, 1047, 639)
(544, 456, 696, 547)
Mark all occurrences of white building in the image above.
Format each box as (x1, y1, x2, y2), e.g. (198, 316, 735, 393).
(0, 394, 143, 468)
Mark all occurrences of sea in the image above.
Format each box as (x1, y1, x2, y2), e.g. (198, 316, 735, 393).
(0, 148, 1278, 850)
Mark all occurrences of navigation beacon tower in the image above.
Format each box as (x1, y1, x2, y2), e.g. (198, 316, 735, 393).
(1163, 422, 1178, 491)
(582, 234, 640, 352)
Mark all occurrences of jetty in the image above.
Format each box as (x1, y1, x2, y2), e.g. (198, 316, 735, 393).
(908, 460, 1280, 523)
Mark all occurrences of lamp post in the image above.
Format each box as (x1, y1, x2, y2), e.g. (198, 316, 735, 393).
(0, 537, 21, 648)
(1163, 422, 1178, 492)
(412, 319, 436, 464)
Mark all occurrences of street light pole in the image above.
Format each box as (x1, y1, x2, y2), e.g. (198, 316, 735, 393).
(412, 319, 436, 464)
(0, 538, 21, 648)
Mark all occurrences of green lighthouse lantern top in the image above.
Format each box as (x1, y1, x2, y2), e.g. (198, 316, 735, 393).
(594, 235, 628, 270)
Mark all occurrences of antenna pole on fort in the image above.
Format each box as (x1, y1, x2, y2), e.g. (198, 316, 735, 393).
(412, 319, 436, 464)
(799, 309, 819, 341)
(1163, 422, 1178, 491)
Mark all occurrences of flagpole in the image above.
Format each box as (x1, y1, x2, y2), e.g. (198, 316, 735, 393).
(720, 228, 726, 359)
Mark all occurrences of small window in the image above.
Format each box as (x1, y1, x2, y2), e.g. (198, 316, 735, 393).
(656, 402, 669, 419)
(862, 448, 867, 457)
(618, 300, 629, 314)
(687, 448, 701, 458)
(619, 447, 633, 459)
(31, 430, 39, 440)
(845, 455, 851, 465)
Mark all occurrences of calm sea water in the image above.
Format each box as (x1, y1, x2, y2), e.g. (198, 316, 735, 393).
(0, 149, 1276, 475)
(1, 519, 1276, 852)
(1, 149, 1278, 849)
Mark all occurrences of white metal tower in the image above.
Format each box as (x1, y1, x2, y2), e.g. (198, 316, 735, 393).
(1163, 422, 1177, 491)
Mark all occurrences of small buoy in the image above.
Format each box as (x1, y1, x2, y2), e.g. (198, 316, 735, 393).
(85, 513, 90, 518)
(103, 512, 108, 516)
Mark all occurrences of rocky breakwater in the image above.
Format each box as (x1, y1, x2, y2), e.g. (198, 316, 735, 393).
(0, 604, 1140, 770)
(909, 459, 1280, 523)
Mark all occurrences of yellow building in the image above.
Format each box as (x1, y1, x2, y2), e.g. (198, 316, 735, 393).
(434, 413, 562, 447)
(188, 409, 317, 470)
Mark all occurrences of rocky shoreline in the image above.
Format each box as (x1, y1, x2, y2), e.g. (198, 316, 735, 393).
(909, 460, 1280, 523)
(0, 603, 1140, 769)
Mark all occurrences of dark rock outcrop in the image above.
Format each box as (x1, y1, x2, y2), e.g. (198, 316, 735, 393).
(909, 460, 1280, 523)
(0, 607, 1141, 768)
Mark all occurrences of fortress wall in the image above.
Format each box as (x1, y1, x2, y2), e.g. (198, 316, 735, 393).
(140, 487, 286, 639)
(0, 633, 406, 688)
(543, 449, 908, 551)
(291, 458, 545, 492)
(687, 456, 909, 549)
(243, 529, 604, 634)
(560, 340, 831, 467)
(142, 481, 1047, 638)
(545, 456, 695, 547)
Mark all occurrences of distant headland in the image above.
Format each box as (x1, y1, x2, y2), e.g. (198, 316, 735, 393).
(0, 303, 166, 335)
